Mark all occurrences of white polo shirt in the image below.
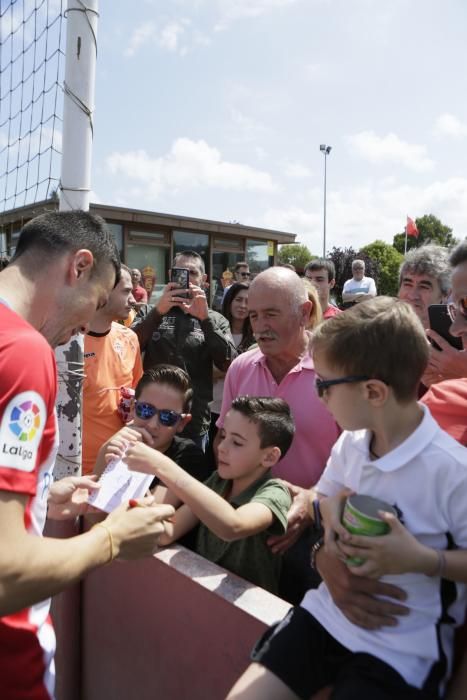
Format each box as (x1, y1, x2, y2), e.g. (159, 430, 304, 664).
(342, 275, 377, 297)
(302, 405, 467, 690)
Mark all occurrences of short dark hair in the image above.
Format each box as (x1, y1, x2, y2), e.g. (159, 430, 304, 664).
(172, 250, 205, 274)
(311, 296, 429, 402)
(12, 211, 120, 281)
(234, 261, 249, 272)
(135, 364, 193, 412)
(304, 258, 336, 282)
(230, 396, 295, 459)
(450, 240, 467, 268)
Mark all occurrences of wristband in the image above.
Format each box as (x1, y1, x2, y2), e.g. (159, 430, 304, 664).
(310, 536, 324, 571)
(93, 522, 115, 563)
(428, 549, 446, 578)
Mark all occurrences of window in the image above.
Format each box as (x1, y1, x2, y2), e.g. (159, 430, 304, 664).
(246, 239, 272, 275)
(173, 230, 209, 271)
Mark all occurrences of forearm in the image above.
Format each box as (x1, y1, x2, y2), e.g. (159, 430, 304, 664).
(413, 546, 467, 583)
(132, 306, 163, 350)
(146, 454, 246, 540)
(202, 318, 238, 371)
(0, 527, 109, 616)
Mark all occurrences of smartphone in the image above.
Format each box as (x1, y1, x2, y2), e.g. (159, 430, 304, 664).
(170, 267, 190, 293)
(428, 304, 463, 350)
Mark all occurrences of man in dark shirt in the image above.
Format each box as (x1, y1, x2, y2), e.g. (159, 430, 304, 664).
(132, 251, 237, 450)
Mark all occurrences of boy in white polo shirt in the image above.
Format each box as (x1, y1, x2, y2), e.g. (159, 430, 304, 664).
(227, 297, 467, 700)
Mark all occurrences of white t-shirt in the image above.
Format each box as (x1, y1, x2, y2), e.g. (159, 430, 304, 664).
(301, 405, 467, 691)
(342, 275, 377, 297)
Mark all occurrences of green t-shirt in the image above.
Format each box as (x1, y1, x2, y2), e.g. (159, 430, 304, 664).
(195, 470, 292, 595)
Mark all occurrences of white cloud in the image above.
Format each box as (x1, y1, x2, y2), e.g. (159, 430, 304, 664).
(284, 162, 313, 179)
(434, 113, 467, 139)
(124, 20, 188, 57)
(348, 130, 434, 172)
(257, 176, 467, 253)
(106, 138, 279, 198)
(214, 0, 299, 31)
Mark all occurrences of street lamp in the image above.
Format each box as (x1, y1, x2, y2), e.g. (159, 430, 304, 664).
(319, 144, 332, 258)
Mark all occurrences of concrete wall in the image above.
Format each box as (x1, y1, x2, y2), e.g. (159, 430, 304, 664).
(52, 544, 291, 700)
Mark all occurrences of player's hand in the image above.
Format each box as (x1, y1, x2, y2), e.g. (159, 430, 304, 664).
(156, 282, 191, 316)
(104, 500, 175, 559)
(315, 546, 409, 630)
(267, 483, 312, 554)
(47, 475, 100, 519)
(182, 284, 209, 321)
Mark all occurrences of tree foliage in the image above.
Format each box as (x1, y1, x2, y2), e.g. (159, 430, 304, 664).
(393, 214, 458, 254)
(328, 246, 380, 304)
(277, 243, 314, 272)
(359, 240, 403, 297)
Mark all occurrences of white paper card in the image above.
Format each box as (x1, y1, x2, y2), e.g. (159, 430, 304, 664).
(88, 457, 153, 513)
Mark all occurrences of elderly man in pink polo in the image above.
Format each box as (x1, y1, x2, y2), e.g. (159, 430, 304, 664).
(217, 266, 338, 488)
(215, 267, 339, 602)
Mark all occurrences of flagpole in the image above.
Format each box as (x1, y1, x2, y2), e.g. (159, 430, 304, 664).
(404, 215, 408, 254)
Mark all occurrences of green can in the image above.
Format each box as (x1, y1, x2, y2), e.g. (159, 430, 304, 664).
(341, 494, 397, 566)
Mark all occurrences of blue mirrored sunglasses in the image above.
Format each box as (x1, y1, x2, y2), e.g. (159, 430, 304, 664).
(315, 375, 370, 398)
(134, 401, 183, 427)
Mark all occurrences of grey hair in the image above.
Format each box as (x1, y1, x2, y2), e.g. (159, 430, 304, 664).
(450, 240, 467, 268)
(352, 259, 365, 270)
(399, 244, 451, 295)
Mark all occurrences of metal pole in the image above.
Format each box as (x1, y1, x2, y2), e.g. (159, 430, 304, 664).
(323, 151, 327, 258)
(55, 0, 99, 481)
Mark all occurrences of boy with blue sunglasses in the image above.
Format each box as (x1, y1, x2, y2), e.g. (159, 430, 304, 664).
(95, 366, 211, 510)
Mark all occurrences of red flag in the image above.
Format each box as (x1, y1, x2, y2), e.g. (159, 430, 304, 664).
(406, 216, 419, 238)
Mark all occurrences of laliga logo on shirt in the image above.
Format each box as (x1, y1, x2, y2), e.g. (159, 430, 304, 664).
(0, 391, 46, 472)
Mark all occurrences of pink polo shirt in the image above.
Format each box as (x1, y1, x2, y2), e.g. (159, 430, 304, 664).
(217, 347, 340, 488)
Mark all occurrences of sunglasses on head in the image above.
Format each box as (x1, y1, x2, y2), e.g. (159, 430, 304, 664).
(315, 375, 370, 398)
(134, 401, 184, 427)
(448, 297, 467, 322)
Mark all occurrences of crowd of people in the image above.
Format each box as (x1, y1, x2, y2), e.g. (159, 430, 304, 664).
(0, 210, 466, 700)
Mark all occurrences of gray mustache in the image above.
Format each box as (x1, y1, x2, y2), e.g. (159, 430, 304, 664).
(254, 332, 278, 341)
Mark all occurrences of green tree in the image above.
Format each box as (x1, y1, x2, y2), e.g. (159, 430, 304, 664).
(393, 214, 458, 254)
(359, 240, 404, 296)
(277, 243, 314, 273)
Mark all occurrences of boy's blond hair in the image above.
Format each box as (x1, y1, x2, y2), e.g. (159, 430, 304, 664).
(311, 297, 429, 402)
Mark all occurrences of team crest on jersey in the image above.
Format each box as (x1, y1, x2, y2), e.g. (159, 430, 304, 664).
(0, 391, 46, 471)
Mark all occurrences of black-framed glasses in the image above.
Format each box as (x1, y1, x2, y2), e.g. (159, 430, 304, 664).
(448, 297, 467, 322)
(239, 272, 250, 278)
(315, 375, 370, 398)
(134, 401, 184, 427)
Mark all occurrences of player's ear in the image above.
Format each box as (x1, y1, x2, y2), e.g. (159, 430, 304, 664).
(363, 379, 388, 406)
(69, 249, 94, 283)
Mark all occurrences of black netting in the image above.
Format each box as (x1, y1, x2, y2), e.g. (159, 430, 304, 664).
(0, 0, 65, 212)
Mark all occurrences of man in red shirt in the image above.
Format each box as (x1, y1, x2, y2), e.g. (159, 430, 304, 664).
(131, 267, 148, 303)
(0, 211, 173, 699)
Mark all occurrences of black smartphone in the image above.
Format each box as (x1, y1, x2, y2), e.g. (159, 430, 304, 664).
(428, 304, 463, 350)
(170, 267, 190, 293)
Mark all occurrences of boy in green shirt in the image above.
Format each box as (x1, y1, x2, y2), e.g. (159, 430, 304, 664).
(122, 396, 293, 594)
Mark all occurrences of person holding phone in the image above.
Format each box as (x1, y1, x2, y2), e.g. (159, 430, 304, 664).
(132, 250, 237, 452)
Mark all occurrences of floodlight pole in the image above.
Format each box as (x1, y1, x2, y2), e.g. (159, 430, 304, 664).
(320, 144, 332, 258)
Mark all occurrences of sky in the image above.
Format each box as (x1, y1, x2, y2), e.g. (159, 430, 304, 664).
(4, 0, 467, 255)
